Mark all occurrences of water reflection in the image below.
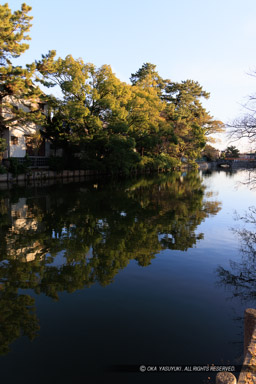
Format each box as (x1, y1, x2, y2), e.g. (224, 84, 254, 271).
(0, 171, 221, 355)
(202, 168, 238, 178)
(217, 206, 256, 302)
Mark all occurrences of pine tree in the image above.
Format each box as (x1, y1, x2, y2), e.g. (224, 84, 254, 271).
(0, 3, 45, 134)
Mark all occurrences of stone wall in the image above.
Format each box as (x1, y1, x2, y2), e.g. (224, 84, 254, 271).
(0, 169, 99, 183)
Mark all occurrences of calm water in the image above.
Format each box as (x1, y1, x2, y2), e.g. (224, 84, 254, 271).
(0, 170, 256, 383)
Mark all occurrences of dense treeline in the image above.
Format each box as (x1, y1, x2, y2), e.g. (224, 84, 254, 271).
(0, 3, 224, 173)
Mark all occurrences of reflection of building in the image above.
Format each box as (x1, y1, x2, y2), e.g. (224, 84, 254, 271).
(7, 240, 44, 262)
(2, 96, 50, 166)
(6, 198, 46, 262)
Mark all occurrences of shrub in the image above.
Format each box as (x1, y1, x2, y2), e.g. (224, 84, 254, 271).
(8, 157, 31, 176)
(0, 138, 6, 153)
(48, 156, 66, 172)
(0, 165, 7, 174)
(156, 153, 180, 171)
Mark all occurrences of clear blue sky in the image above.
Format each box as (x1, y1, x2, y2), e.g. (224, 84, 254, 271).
(6, 0, 256, 149)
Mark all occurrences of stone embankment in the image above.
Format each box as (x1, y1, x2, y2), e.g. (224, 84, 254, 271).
(216, 308, 256, 384)
(0, 169, 97, 183)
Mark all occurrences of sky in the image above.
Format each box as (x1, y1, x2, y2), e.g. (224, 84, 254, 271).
(6, 0, 256, 150)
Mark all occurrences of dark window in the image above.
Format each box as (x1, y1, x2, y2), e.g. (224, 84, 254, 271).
(11, 136, 18, 145)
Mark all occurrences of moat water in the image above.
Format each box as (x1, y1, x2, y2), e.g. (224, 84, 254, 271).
(0, 169, 256, 383)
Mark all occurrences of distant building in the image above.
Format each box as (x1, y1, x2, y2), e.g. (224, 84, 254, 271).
(239, 153, 256, 160)
(1, 95, 50, 166)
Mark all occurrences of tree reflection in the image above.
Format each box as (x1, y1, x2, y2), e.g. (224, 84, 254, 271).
(0, 289, 39, 355)
(239, 169, 256, 190)
(217, 206, 256, 302)
(0, 171, 221, 354)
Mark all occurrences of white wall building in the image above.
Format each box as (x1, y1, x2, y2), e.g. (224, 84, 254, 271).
(2, 96, 50, 163)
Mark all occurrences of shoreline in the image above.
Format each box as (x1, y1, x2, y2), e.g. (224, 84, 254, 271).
(0, 161, 255, 187)
(0, 165, 190, 184)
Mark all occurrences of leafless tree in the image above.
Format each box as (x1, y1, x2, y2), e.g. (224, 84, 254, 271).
(227, 71, 256, 147)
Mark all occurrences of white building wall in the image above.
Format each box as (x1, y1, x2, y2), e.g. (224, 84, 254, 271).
(2, 95, 49, 159)
(9, 126, 37, 158)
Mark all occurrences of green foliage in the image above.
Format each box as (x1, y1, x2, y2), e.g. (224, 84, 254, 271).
(8, 156, 31, 176)
(0, 138, 6, 153)
(201, 144, 219, 161)
(225, 145, 240, 158)
(105, 135, 140, 175)
(0, 3, 46, 135)
(137, 153, 180, 172)
(0, 3, 32, 66)
(0, 165, 7, 174)
(0, 4, 223, 174)
(156, 153, 180, 170)
(35, 55, 223, 171)
(138, 155, 155, 171)
(130, 62, 167, 97)
(162, 79, 222, 161)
